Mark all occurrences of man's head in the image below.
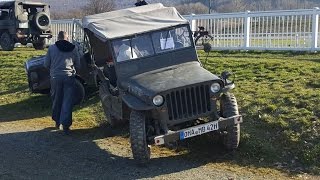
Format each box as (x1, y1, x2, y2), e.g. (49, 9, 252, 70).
(58, 31, 69, 41)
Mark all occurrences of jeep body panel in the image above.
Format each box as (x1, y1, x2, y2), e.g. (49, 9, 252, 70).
(122, 94, 153, 111)
(123, 62, 220, 93)
(25, 54, 96, 93)
(121, 61, 222, 101)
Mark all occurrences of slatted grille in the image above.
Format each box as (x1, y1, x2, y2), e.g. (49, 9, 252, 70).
(166, 84, 211, 121)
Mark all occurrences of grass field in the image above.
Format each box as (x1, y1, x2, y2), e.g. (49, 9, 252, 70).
(0, 48, 319, 175)
(199, 50, 320, 174)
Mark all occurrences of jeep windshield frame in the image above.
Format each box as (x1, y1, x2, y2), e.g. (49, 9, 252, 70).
(111, 24, 193, 63)
(110, 24, 199, 81)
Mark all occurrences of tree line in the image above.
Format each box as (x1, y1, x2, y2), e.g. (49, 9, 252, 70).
(51, 0, 320, 19)
(177, 0, 320, 14)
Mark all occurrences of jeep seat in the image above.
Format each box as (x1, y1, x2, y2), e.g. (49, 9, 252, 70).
(0, 11, 9, 20)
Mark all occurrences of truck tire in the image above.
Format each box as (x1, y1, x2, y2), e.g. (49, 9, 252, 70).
(99, 83, 117, 127)
(220, 93, 240, 150)
(0, 32, 15, 51)
(33, 39, 45, 50)
(73, 79, 85, 105)
(101, 102, 118, 126)
(130, 110, 150, 164)
(34, 12, 51, 31)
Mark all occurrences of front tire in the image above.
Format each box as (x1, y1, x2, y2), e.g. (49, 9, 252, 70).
(130, 110, 150, 164)
(220, 93, 240, 150)
(0, 32, 15, 51)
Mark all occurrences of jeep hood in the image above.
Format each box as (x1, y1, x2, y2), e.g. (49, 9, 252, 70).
(121, 62, 221, 99)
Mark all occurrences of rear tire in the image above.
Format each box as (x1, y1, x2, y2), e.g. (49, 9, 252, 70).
(33, 39, 45, 50)
(0, 32, 15, 51)
(100, 99, 118, 127)
(220, 93, 240, 150)
(130, 110, 150, 164)
(73, 79, 85, 105)
(99, 83, 121, 127)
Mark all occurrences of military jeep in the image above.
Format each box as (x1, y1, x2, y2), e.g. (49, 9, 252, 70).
(82, 3, 243, 163)
(0, 0, 52, 51)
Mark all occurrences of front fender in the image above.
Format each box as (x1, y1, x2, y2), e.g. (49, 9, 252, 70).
(122, 94, 154, 111)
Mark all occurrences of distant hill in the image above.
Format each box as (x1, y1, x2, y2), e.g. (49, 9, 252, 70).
(116, 0, 180, 9)
(30, 0, 320, 15)
(33, 0, 182, 13)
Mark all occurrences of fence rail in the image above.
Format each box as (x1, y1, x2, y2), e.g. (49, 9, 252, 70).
(50, 8, 320, 52)
(184, 7, 320, 51)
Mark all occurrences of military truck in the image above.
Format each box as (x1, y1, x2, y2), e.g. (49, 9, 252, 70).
(0, 0, 52, 51)
(81, 3, 243, 163)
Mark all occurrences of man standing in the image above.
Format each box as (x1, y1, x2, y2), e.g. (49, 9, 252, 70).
(135, 0, 148, 6)
(44, 31, 80, 135)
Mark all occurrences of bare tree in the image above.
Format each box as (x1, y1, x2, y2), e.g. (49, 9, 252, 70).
(51, 10, 85, 20)
(82, 0, 115, 15)
(176, 2, 209, 15)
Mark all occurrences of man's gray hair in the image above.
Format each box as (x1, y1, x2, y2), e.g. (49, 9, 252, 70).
(58, 31, 68, 40)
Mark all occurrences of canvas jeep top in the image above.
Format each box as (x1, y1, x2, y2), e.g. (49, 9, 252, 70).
(80, 3, 243, 163)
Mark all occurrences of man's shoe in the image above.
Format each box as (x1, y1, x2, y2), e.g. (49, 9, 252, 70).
(63, 127, 70, 135)
(55, 123, 60, 129)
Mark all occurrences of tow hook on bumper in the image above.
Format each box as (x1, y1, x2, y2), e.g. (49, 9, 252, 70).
(154, 115, 242, 145)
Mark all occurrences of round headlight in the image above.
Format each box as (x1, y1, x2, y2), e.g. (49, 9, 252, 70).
(210, 83, 221, 93)
(153, 95, 164, 106)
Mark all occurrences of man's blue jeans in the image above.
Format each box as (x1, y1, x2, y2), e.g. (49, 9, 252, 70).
(50, 76, 76, 128)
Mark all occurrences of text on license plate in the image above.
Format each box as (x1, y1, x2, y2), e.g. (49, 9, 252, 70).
(180, 121, 219, 140)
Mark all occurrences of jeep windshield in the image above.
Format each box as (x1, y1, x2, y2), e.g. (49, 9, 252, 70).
(112, 25, 192, 63)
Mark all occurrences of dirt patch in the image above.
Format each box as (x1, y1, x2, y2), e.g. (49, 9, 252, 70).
(0, 117, 312, 180)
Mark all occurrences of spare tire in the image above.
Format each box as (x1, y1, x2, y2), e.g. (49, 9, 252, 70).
(0, 32, 15, 51)
(34, 12, 51, 31)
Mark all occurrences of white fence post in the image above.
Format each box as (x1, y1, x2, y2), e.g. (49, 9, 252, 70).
(72, 18, 76, 43)
(311, 7, 319, 52)
(244, 11, 251, 50)
(190, 14, 197, 32)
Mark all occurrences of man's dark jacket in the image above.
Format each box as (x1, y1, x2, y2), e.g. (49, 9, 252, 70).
(44, 40, 80, 78)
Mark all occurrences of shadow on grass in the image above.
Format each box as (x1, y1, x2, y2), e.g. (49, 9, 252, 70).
(0, 88, 100, 122)
(0, 95, 51, 122)
(0, 125, 207, 179)
(0, 85, 29, 96)
(228, 105, 320, 175)
(199, 51, 320, 63)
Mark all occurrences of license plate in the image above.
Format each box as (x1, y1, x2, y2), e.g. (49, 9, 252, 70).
(179, 121, 219, 140)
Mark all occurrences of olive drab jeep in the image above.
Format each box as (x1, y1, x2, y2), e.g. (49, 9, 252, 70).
(0, 0, 52, 51)
(82, 3, 243, 163)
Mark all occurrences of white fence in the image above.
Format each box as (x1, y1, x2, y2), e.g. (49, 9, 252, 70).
(49, 19, 75, 44)
(50, 8, 320, 52)
(185, 7, 320, 51)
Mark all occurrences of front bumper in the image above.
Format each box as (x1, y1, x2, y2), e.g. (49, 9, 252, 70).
(154, 115, 242, 145)
(17, 34, 52, 39)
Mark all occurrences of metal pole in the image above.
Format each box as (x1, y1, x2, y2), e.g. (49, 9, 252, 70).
(244, 11, 251, 50)
(209, 0, 211, 14)
(311, 7, 319, 52)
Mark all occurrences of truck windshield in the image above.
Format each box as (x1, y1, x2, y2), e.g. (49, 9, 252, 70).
(113, 26, 192, 62)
